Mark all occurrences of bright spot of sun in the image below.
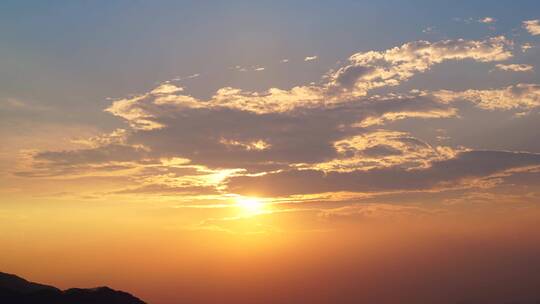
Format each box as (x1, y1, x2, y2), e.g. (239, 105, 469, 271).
(236, 196, 266, 216)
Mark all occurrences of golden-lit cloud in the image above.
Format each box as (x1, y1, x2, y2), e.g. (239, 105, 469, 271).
(226, 150, 540, 197)
(326, 36, 513, 98)
(494, 63, 534, 72)
(11, 35, 540, 207)
(433, 83, 540, 110)
(521, 42, 534, 52)
(478, 17, 496, 24)
(104, 36, 515, 123)
(523, 19, 540, 36)
(317, 203, 440, 220)
(219, 138, 271, 151)
(308, 130, 459, 172)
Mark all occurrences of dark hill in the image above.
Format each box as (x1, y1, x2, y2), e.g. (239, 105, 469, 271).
(0, 272, 146, 304)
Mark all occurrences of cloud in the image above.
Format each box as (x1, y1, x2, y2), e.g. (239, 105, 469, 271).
(307, 130, 458, 173)
(105, 37, 512, 124)
(0, 98, 52, 113)
(112, 184, 219, 196)
(233, 65, 248, 72)
(326, 36, 513, 97)
(172, 73, 200, 81)
(12, 143, 149, 178)
(304, 55, 318, 61)
(106, 83, 326, 122)
(318, 203, 438, 221)
(433, 84, 540, 110)
(232, 65, 267, 72)
(226, 151, 540, 196)
(422, 26, 436, 34)
(495, 63, 534, 72)
(22, 91, 456, 181)
(521, 43, 533, 52)
(478, 17, 496, 24)
(19, 35, 536, 202)
(219, 138, 271, 151)
(0, 98, 29, 109)
(150, 83, 184, 95)
(106, 90, 457, 172)
(356, 94, 457, 127)
(34, 144, 148, 166)
(523, 19, 540, 36)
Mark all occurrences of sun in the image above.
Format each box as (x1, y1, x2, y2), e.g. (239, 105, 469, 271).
(235, 196, 266, 216)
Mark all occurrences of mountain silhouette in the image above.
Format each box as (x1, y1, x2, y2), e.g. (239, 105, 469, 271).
(0, 272, 146, 304)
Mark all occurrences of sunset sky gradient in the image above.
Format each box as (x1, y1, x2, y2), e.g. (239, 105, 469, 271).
(2, 1, 540, 303)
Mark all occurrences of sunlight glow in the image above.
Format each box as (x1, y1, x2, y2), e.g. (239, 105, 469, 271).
(235, 196, 266, 216)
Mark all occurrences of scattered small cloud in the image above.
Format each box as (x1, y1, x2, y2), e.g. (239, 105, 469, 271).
(453, 16, 496, 27)
(0, 97, 51, 112)
(523, 19, 540, 35)
(232, 65, 266, 72)
(495, 63, 534, 72)
(422, 26, 436, 34)
(304, 55, 318, 62)
(1, 98, 28, 109)
(521, 43, 534, 52)
(479, 17, 496, 24)
(233, 65, 248, 72)
(453, 17, 475, 24)
(172, 73, 201, 81)
(281, 59, 289, 63)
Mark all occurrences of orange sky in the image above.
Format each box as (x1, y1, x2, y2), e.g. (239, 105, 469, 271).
(2, 200, 540, 303)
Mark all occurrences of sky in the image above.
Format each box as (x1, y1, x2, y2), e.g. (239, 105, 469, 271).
(1, 1, 540, 303)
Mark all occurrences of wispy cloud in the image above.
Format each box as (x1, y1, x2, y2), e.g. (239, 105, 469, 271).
(478, 17, 496, 24)
(495, 63, 534, 72)
(433, 84, 540, 110)
(304, 55, 318, 61)
(233, 65, 266, 72)
(172, 73, 200, 81)
(521, 43, 534, 52)
(422, 26, 436, 34)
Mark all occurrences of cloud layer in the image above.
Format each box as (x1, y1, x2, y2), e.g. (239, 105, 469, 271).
(14, 34, 540, 204)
